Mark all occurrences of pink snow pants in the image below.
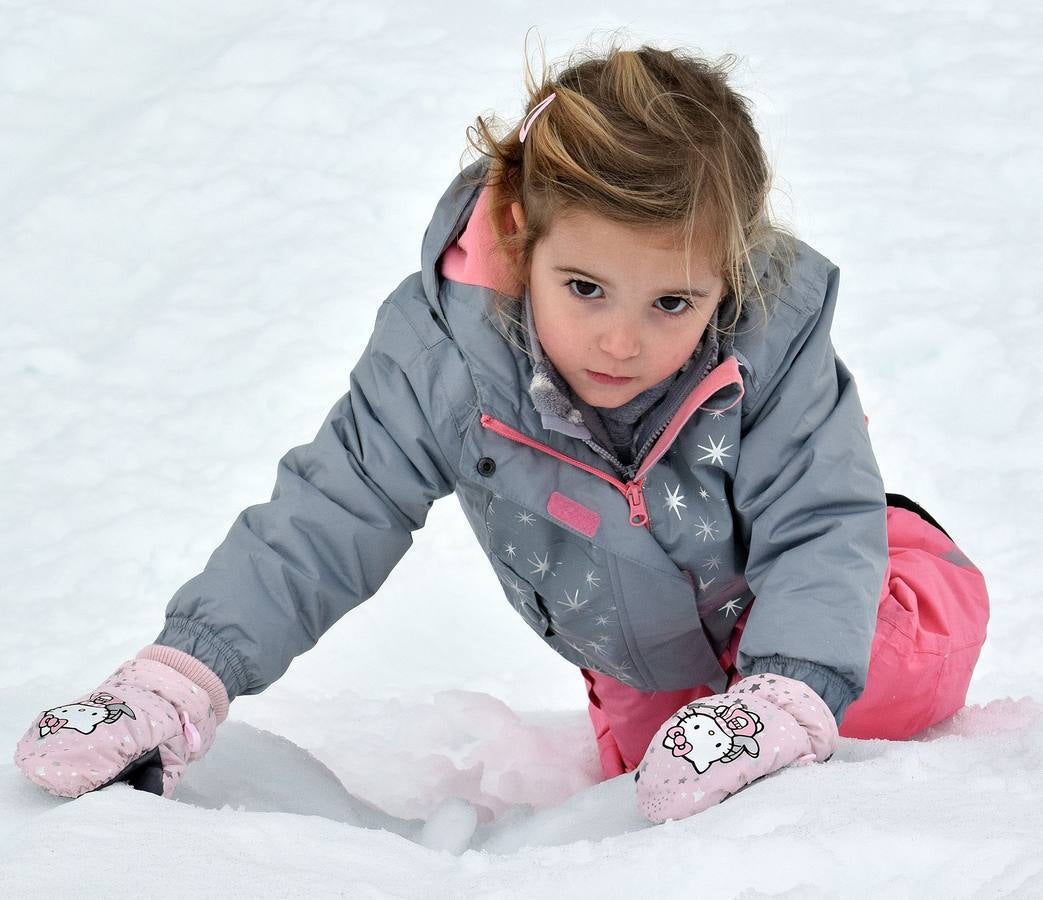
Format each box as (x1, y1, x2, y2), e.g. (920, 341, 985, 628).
(583, 500, 990, 778)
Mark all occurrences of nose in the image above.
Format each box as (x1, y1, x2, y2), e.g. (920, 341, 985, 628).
(597, 313, 641, 361)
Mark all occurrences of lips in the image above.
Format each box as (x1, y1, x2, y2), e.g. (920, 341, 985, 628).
(587, 370, 636, 385)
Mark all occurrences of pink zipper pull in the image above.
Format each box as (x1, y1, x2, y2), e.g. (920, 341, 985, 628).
(624, 479, 649, 527)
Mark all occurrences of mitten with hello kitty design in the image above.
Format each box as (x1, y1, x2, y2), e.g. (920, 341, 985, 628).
(14, 646, 229, 799)
(635, 673, 838, 823)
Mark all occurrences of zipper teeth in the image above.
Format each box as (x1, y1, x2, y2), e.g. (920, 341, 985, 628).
(636, 421, 679, 477)
(480, 415, 627, 492)
(583, 437, 632, 478)
(634, 358, 744, 481)
(481, 413, 652, 529)
(630, 350, 719, 466)
(478, 357, 743, 528)
(633, 420, 670, 470)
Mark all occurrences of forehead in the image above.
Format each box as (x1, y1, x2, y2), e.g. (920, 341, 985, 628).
(540, 208, 718, 277)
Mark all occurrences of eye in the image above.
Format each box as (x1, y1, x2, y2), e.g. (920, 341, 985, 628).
(565, 279, 695, 316)
(655, 296, 694, 316)
(566, 278, 603, 299)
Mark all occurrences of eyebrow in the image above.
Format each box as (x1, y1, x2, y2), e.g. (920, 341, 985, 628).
(553, 265, 712, 298)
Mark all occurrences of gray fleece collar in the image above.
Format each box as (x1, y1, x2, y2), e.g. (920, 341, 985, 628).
(522, 290, 592, 439)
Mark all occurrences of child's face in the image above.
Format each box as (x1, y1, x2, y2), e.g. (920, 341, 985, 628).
(520, 206, 726, 409)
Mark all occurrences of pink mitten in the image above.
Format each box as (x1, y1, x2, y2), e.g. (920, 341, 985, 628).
(635, 673, 838, 823)
(14, 648, 229, 799)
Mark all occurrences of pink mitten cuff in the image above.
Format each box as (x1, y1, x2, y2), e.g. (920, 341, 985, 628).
(135, 645, 230, 724)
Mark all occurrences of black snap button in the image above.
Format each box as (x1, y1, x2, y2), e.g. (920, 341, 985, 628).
(477, 457, 496, 477)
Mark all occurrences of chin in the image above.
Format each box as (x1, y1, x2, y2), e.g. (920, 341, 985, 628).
(575, 385, 642, 409)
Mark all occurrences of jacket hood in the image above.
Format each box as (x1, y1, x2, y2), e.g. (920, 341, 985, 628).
(420, 158, 491, 332)
(416, 154, 838, 431)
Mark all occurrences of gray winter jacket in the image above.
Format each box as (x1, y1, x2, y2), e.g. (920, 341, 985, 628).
(152, 159, 888, 723)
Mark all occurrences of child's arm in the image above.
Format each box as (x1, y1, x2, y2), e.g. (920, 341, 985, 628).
(16, 275, 471, 798)
(143, 274, 471, 703)
(731, 262, 888, 725)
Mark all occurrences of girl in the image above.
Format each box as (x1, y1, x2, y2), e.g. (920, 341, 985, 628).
(15, 40, 990, 823)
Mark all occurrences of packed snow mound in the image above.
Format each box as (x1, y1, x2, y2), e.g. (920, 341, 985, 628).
(4, 699, 1042, 896)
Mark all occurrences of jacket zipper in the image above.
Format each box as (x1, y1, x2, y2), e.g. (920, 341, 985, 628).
(479, 356, 744, 529)
(480, 413, 652, 526)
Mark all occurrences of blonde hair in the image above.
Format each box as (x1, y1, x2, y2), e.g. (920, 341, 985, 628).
(463, 30, 794, 343)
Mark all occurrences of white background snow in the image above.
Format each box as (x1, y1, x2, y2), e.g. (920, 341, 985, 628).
(2, 2, 1041, 897)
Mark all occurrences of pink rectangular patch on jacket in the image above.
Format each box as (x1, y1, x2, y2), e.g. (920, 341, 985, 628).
(547, 491, 601, 538)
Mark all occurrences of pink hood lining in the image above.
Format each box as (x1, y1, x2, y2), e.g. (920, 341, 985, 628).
(438, 186, 523, 299)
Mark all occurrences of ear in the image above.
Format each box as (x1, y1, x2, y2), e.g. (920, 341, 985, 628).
(510, 201, 527, 234)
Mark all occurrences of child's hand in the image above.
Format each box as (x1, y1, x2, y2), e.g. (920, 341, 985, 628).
(14, 658, 219, 799)
(635, 673, 838, 823)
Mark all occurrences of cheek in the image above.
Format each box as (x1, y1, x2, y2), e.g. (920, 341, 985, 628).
(674, 308, 718, 356)
(661, 326, 706, 367)
(668, 334, 699, 361)
(540, 322, 584, 370)
(532, 298, 581, 353)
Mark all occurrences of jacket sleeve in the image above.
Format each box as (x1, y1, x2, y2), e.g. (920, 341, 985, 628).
(150, 283, 466, 701)
(731, 264, 888, 724)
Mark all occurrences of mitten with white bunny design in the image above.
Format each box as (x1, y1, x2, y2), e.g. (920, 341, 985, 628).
(14, 646, 229, 799)
(635, 673, 838, 823)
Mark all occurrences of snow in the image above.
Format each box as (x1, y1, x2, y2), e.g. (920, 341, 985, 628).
(2, 2, 1041, 897)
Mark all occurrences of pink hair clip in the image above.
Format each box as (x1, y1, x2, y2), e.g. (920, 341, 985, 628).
(519, 93, 556, 143)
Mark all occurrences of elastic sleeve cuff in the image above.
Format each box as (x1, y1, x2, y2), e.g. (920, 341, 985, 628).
(743, 654, 858, 725)
(135, 644, 231, 724)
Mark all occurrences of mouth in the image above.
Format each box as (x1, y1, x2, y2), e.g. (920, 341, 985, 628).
(586, 370, 636, 386)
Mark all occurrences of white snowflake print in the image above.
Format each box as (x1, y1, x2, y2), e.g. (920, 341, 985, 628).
(527, 551, 552, 581)
(586, 637, 610, 656)
(694, 516, 719, 542)
(698, 487, 710, 500)
(697, 434, 733, 467)
(719, 598, 743, 617)
(663, 483, 687, 520)
(593, 614, 612, 627)
(515, 511, 536, 526)
(557, 588, 589, 612)
(697, 575, 717, 591)
(709, 409, 726, 421)
(503, 542, 517, 559)
(562, 639, 594, 664)
(584, 570, 601, 589)
(614, 659, 634, 676)
(501, 574, 527, 600)
(702, 555, 722, 571)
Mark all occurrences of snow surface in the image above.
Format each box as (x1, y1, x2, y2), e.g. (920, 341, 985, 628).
(2, 2, 1041, 897)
